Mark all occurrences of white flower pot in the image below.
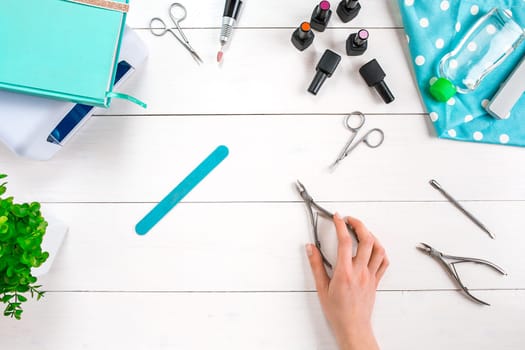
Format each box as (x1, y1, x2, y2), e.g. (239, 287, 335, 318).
(32, 213, 68, 277)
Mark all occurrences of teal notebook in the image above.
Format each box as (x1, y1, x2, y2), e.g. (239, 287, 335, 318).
(0, 0, 146, 108)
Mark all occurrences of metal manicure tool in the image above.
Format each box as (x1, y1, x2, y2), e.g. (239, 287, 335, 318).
(149, 3, 204, 65)
(331, 112, 385, 171)
(429, 179, 495, 239)
(417, 243, 506, 306)
(295, 180, 358, 269)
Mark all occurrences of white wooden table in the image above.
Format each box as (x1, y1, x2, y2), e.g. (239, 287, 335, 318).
(1, 1, 525, 349)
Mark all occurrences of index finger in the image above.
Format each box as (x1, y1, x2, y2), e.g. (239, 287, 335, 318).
(345, 216, 374, 267)
(334, 213, 352, 243)
(333, 213, 353, 267)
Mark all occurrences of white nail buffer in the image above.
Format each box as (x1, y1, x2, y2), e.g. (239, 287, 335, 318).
(487, 56, 524, 119)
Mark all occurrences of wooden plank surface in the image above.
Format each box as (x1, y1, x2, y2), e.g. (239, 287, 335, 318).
(1, 291, 523, 350)
(2, 115, 524, 203)
(33, 202, 525, 291)
(1, 0, 524, 349)
(127, 0, 403, 29)
(106, 28, 423, 116)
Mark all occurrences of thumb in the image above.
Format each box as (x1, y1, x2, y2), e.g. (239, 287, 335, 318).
(306, 244, 330, 298)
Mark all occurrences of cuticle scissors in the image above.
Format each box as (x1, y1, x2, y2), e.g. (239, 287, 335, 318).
(149, 3, 204, 65)
(417, 243, 506, 306)
(331, 111, 385, 170)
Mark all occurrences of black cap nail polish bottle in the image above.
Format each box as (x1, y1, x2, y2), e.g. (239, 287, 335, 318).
(310, 1, 332, 32)
(346, 29, 369, 56)
(336, 0, 361, 23)
(308, 49, 341, 95)
(291, 22, 315, 51)
(359, 59, 395, 104)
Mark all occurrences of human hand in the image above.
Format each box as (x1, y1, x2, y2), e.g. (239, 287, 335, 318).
(306, 213, 389, 350)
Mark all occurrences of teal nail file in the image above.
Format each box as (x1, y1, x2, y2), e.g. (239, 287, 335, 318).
(135, 145, 229, 235)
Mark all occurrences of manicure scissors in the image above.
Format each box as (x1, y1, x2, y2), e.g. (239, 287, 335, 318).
(296, 180, 358, 269)
(149, 3, 204, 64)
(417, 243, 506, 306)
(331, 112, 385, 170)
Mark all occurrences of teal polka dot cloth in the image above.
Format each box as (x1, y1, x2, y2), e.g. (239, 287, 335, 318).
(398, 0, 525, 146)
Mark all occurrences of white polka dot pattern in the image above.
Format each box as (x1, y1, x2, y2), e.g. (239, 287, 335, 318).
(473, 131, 483, 141)
(400, 1, 522, 147)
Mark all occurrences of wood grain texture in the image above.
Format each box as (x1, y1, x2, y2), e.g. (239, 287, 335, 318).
(127, 0, 402, 29)
(1, 0, 523, 349)
(105, 28, 422, 116)
(1, 115, 524, 203)
(33, 202, 525, 291)
(1, 291, 523, 350)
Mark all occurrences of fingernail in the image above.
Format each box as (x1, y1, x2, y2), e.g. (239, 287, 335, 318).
(305, 244, 313, 257)
(334, 212, 342, 220)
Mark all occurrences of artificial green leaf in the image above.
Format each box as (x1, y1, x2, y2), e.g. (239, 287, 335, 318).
(16, 285, 29, 293)
(0, 176, 47, 320)
(1, 294, 14, 303)
(30, 202, 40, 211)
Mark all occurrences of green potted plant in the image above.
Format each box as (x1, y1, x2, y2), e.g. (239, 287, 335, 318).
(0, 173, 49, 320)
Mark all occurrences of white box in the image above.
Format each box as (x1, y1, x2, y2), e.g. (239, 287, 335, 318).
(0, 27, 148, 160)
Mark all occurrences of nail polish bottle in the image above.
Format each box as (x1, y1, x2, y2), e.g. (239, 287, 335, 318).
(359, 59, 395, 104)
(336, 0, 361, 23)
(291, 22, 315, 51)
(308, 49, 341, 95)
(310, 1, 332, 32)
(346, 29, 369, 56)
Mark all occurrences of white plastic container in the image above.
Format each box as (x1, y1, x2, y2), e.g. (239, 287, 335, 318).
(32, 213, 68, 277)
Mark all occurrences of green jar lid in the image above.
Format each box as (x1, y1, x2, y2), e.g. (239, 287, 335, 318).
(429, 78, 457, 102)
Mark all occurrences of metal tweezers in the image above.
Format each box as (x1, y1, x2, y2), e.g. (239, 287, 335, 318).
(296, 180, 358, 269)
(417, 243, 506, 306)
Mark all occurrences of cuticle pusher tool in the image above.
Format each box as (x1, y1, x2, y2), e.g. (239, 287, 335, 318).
(429, 179, 495, 239)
